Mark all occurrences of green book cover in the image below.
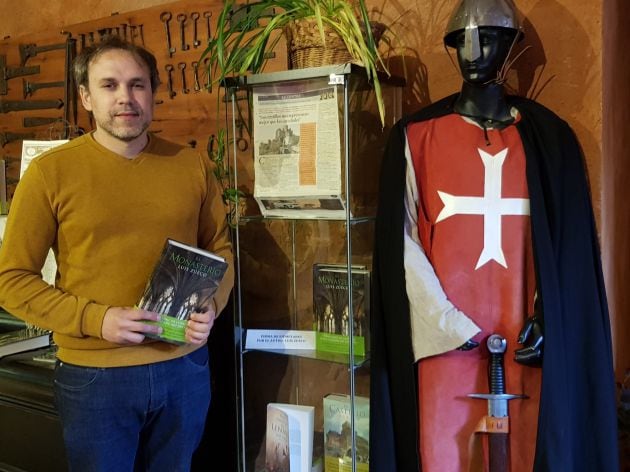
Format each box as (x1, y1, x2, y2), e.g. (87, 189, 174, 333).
(137, 239, 228, 345)
(312, 264, 370, 356)
(323, 393, 370, 472)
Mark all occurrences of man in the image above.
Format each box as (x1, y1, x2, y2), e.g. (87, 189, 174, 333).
(0, 36, 234, 471)
(370, 0, 618, 471)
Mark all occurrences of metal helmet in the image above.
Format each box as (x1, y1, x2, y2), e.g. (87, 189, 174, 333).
(444, 0, 523, 62)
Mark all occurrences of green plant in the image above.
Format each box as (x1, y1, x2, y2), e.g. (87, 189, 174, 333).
(200, 0, 391, 125)
(208, 128, 245, 227)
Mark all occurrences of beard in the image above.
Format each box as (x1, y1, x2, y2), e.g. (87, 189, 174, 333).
(94, 108, 151, 142)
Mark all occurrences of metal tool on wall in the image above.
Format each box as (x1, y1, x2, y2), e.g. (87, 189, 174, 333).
(164, 64, 176, 99)
(0, 131, 35, 148)
(177, 13, 190, 51)
(0, 55, 40, 95)
(23, 79, 64, 99)
(0, 98, 64, 114)
(63, 36, 78, 137)
(160, 12, 176, 58)
(190, 12, 201, 48)
(178, 62, 189, 94)
(19, 42, 66, 66)
(23, 117, 61, 128)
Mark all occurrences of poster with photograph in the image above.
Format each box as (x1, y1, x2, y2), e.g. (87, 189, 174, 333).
(252, 82, 346, 218)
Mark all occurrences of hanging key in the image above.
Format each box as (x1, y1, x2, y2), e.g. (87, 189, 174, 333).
(203, 11, 212, 42)
(23, 79, 64, 99)
(191, 61, 201, 92)
(164, 64, 176, 99)
(160, 12, 176, 57)
(177, 14, 190, 51)
(178, 62, 189, 94)
(191, 12, 201, 48)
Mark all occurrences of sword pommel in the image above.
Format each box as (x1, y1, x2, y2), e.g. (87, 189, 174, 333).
(488, 334, 507, 395)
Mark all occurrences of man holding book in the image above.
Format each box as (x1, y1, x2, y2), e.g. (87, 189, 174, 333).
(0, 36, 234, 471)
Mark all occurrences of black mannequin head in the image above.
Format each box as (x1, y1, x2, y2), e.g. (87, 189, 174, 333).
(455, 26, 518, 85)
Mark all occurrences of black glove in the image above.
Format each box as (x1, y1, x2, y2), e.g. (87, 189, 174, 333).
(514, 314, 543, 366)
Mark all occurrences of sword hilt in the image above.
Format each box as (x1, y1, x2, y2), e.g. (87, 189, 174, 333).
(487, 334, 507, 395)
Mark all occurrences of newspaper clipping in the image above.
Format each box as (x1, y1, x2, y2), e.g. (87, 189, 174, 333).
(253, 83, 345, 218)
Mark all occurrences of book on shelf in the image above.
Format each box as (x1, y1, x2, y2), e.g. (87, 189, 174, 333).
(137, 239, 228, 345)
(0, 328, 51, 359)
(266, 403, 315, 472)
(323, 393, 370, 472)
(312, 264, 370, 356)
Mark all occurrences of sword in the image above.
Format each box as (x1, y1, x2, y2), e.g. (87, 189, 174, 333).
(468, 334, 527, 472)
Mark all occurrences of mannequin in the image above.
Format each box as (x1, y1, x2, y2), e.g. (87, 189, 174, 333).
(451, 24, 545, 360)
(453, 27, 517, 124)
(370, 0, 618, 471)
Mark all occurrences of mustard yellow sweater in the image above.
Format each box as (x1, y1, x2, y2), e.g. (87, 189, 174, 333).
(0, 133, 234, 367)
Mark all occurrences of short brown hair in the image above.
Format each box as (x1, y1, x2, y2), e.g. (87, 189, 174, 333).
(73, 36, 160, 92)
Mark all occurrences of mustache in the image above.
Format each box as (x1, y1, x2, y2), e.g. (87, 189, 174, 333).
(112, 107, 141, 116)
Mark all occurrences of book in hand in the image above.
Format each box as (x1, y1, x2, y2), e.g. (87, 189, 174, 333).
(323, 393, 370, 472)
(137, 239, 228, 345)
(312, 264, 370, 356)
(0, 328, 51, 359)
(266, 403, 315, 472)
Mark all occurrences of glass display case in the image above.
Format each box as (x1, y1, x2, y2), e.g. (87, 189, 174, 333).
(225, 64, 403, 472)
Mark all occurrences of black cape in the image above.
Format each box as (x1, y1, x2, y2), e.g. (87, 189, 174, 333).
(370, 94, 619, 471)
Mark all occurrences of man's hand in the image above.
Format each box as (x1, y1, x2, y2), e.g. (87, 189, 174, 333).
(102, 307, 162, 344)
(185, 300, 217, 345)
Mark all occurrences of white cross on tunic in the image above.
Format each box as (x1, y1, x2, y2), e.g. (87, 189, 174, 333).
(435, 148, 530, 270)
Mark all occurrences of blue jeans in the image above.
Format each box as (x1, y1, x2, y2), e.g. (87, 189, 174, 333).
(54, 348, 211, 472)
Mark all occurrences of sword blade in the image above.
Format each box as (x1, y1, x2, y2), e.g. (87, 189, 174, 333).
(489, 433, 509, 472)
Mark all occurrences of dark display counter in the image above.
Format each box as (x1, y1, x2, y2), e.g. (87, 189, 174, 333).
(0, 348, 68, 472)
(0, 311, 67, 472)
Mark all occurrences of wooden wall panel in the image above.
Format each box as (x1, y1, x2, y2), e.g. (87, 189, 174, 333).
(603, 0, 630, 381)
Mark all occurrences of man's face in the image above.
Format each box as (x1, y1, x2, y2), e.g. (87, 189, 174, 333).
(79, 49, 154, 146)
(456, 27, 514, 84)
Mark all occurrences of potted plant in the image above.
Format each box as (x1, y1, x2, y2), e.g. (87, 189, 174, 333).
(201, 0, 392, 125)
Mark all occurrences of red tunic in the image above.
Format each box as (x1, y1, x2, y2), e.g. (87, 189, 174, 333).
(407, 114, 541, 471)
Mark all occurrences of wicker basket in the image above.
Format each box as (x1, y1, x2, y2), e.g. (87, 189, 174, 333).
(285, 18, 354, 69)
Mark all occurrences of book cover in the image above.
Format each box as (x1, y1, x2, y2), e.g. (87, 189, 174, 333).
(266, 404, 290, 472)
(0, 328, 51, 359)
(137, 239, 228, 345)
(266, 403, 315, 472)
(312, 264, 370, 356)
(323, 393, 370, 472)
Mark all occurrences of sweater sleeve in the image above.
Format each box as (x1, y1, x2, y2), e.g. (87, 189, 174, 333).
(0, 161, 108, 338)
(197, 158, 234, 316)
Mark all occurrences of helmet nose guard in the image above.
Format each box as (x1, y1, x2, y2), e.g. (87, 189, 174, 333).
(444, 0, 523, 62)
